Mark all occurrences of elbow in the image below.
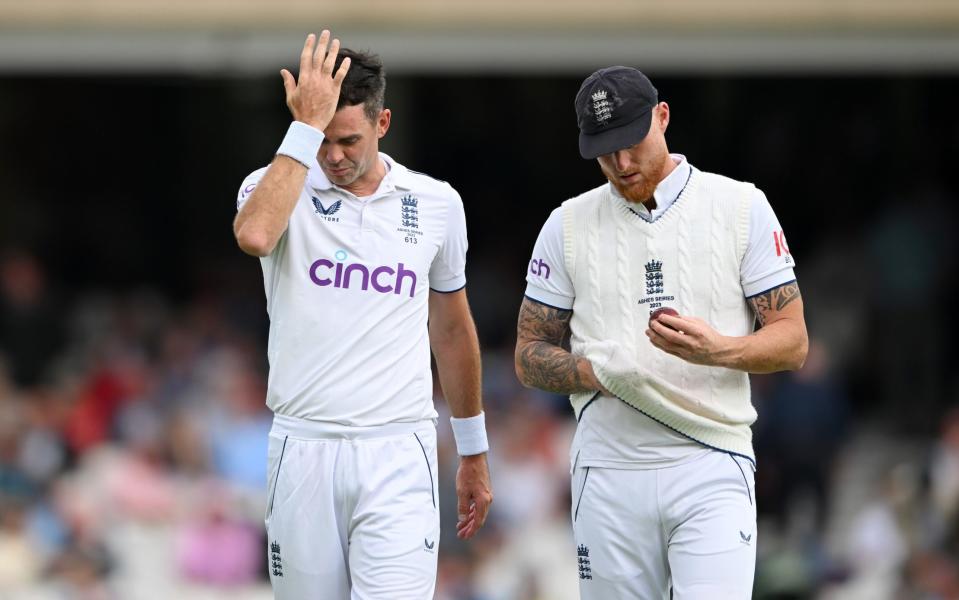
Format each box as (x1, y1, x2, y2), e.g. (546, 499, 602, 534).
(513, 344, 532, 388)
(789, 332, 810, 371)
(234, 225, 274, 257)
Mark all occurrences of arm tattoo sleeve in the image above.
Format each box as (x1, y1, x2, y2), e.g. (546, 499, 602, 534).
(516, 298, 592, 394)
(748, 281, 801, 327)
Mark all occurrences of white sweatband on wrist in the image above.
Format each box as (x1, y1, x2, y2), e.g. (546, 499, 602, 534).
(276, 121, 325, 168)
(450, 412, 489, 456)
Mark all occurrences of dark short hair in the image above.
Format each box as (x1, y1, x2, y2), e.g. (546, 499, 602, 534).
(334, 49, 386, 122)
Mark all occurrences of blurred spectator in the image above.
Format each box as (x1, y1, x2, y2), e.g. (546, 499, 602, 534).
(755, 338, 850, 535)
(0, 501, 44, 590)
(175, 482, 261, 586)
(0, 250, 65, 387)
(930, 407, 959, 538)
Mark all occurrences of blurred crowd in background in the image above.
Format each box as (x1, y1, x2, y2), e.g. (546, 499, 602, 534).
(0, 55, 957, 600)
(0, 242, 957, 599)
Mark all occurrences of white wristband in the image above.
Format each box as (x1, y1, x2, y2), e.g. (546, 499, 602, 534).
(276, 121, 325, 168)
(450, 412, 489, 456)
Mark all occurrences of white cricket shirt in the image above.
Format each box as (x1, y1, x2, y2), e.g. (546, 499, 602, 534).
(237, 153, 467, 426)
(525, 155, 797, 469)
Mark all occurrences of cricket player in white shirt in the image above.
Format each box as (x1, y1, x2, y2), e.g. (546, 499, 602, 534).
(515, 66, 809, 599)
(234, 32, 493, 599)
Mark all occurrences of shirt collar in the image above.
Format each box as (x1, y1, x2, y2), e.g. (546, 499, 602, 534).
(306, 153, 414, 197)
(609, 153, 690, 220)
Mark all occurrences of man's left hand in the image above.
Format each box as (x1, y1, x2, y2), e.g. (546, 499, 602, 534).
(646, 313, 733, 368)
(455, 453, 493, 540)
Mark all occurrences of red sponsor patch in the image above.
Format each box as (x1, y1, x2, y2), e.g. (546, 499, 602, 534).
(773, 230, 790, 257)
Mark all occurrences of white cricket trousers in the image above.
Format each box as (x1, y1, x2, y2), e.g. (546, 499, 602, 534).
(265, 415, 440, 600)
(571, 450, 757, 599)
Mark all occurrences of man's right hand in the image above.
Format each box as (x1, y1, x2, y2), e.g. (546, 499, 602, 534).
(280, 31, 351, 131)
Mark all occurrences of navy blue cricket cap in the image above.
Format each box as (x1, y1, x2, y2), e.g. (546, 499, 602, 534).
(575, 66, 659, 159)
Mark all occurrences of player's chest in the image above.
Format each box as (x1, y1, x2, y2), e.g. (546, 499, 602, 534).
(288, 190, 440, 262)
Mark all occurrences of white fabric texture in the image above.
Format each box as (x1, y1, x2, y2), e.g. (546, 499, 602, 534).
(571, 450, 757, 599)
(524, 155, 796, 309)
(275, 121, 326, 168)
(236, 154, 468, 425)
(449, 412, 489, 456)
(265, 416, 440, 600)
(562, 168, 758, 460)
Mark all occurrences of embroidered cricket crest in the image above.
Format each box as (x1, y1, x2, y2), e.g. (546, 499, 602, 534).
(401, 195, 419, 228)
(397, 194, 423, 242)
(312, 197, 342, 222)
(577, 544, 593, 580)
(270, 541, 283, 577)
(592, 89, 612, 125)
(645, 260, 664, 295)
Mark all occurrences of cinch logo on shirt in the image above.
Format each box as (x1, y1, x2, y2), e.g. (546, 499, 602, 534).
(530, 258, 551, 279)
(309, 254, 417, 298)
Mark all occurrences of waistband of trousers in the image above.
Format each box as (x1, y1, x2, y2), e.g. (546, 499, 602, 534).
(270, 413, 435, 440)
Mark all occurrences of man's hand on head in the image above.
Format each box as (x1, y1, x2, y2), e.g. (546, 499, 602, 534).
(280, 31, 351, 131)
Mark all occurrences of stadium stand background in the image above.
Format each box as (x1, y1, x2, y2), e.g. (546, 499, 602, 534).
(1, 2, 958, 597)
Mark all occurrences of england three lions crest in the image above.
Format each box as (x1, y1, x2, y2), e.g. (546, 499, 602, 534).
(637, 258, 675, 309)
(397, 194, 423, 241)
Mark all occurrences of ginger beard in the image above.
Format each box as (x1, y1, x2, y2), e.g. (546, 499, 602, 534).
(602, 161, 660, 204)
(596, 113, 671, 206)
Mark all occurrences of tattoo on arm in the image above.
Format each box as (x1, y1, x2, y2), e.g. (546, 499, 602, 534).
(748, 281, 801, 327)
(516, 299, 591, 394)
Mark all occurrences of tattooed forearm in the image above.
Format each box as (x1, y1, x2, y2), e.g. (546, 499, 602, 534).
(515, 299, 593, 394)
(748, 281, 801, 326)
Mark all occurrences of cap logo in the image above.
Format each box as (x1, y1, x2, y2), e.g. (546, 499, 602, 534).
(591, 89, 612, 125)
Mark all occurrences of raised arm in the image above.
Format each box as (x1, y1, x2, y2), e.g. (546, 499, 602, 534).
(514, 297, 608, 394)
(647, 280, 808, 373)
(428, 289, 492, 540)
(233, 31, 350, 256)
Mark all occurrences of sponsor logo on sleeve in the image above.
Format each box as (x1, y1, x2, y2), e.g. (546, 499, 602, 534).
(773, 230, 792, 265)
(529, 258, 551, 279)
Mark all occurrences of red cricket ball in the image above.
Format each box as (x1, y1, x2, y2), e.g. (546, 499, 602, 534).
(649, 307, 679, 328)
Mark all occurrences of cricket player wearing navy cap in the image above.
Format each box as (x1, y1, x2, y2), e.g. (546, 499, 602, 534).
(515, 66, 808, 598)
(234, 31, 493, 599)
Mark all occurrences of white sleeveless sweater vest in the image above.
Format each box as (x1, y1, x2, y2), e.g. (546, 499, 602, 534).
(563, 167, 757, 458)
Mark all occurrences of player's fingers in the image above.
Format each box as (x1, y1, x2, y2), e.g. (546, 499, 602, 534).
(299, 33, 315, 78)
(332, 56, 351, 85)
(456, 493, 470, 526)
(651, 319, 686, 341)
(646, 329, 671, 353)
(312, 30, 331, 69)
(457, 505, 478, 539)
(474, 494, 492, 528)
(280, 69, 296, 97)
(323, 37, 341, 74)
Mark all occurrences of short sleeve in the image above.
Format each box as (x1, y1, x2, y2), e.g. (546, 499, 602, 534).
(741, 188, 797, 298)
(428, 187, 468, 292)
(524, 207, 575, 310)
(236, 167, 268, 211)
